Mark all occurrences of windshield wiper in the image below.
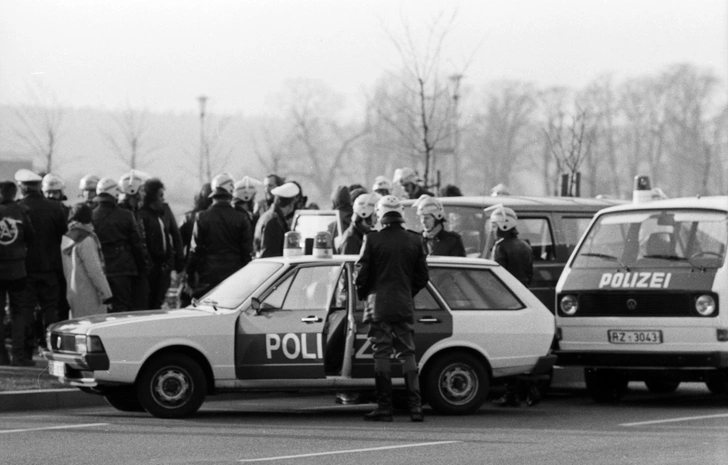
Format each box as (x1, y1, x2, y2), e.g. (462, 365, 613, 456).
(199, 298, 219, 312)
(642, 254, 706, 272)
(580, 252, 630, 271)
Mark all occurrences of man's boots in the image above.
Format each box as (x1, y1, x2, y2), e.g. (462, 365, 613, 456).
(364, 371, 393, 422)
(404, 370, 424, 422)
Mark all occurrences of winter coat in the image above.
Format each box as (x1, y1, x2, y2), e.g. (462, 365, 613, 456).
(61, 222, 112, 318)
(355, 220, 429, 324)
(493, 234, 534, 286)
(254, 205, 290, 258)
(338, 221, 368, 255)
(0, 200, 35, 280)
(423, 228, 466, 257)
(92, 196, 147, 277)
(187, 201, 253, 288)
(328, 186, 353, 240)
(138, 202, 184, 271)
(19, 191, 67, 273)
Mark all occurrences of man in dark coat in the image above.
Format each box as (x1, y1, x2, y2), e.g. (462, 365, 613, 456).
(92, 177, 147, 313)
(355, 195, 429, 422)
(117, 170, 151, 310)
(338, 193, 378, 254)
(414, 195, 466, 257)
(16, 169, 67, 358)
(138, 178, 184, 309)
(253, 174, 284, 219)
(254, 182, 299, 258)
(186, 174, 252, 298)
(396, 167, 434, 200)
(0, 181, 35, 366)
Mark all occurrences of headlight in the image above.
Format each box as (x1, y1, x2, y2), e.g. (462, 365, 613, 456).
(560, 295, 578, 315)
(695, 295, 716, 316)
(74, 335, 105, 353)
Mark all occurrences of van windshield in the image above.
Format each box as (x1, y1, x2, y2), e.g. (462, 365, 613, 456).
(572, 209, 727, 269)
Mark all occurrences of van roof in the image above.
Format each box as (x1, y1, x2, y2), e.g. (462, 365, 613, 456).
(401, 195, 624, 213)
(597, 195, 728, 215)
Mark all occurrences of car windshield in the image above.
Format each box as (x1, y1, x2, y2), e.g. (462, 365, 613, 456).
(572, 209, 727, 269)
(197, 262, 283, 309)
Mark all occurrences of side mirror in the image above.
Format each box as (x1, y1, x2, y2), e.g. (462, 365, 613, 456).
(251, 297, 262, 315)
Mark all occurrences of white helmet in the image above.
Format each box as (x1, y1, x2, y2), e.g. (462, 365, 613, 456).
(96, 177, 120, 196)
(489, 204, 518, 231)
(118, 170, 147, 195)
(353, 193, 379, 219)
(396, 167, 418, 185)
(79, 174, 100, 191)
(372, 176, 392, 193)
(41, 173, 66, 193)
(209, 173, 235, 197)
(414, 194, 444, 221)
(233, 176, 262, 202)
(376, 195, 404, 219)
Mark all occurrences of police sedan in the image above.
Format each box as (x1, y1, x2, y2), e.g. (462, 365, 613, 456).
(43, 255, 555, 418)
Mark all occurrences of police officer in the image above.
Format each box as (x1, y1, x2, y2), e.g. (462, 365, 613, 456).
(42, 173, 71, 322)
(92, 177, 147, 313)
(371, 176, 392, 197)
(414, 195, 466, 257)
(178, 183, 212, 307)
(186, 174, 252, 298)
(338, 193, 379, 254)
(117, 170, 151, 310)
(16, 169, 67, 358)
(0, 181, 35, 366)
(233, 176, 262, 229)
(355, 195, 429, 422)
(254, 182, 299, 258)
(79, 174, 100, 207)
(395, 167, 433, 200)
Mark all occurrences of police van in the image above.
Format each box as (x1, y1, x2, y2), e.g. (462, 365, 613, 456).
(555, 193, 728, 401)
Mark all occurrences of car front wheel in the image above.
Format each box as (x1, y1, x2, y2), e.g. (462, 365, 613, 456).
(424, 352, 489, 415)
(136, 354, 207, 418)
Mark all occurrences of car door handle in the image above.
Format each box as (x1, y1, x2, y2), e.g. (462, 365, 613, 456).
(418, 317, 441, 324)
(301, 316, 322, 323)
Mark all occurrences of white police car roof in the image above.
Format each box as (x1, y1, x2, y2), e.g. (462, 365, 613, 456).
(256, 254, 500, 267)
(597, 195, 728, 215)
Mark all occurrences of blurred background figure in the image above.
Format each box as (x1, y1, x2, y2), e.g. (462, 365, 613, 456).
(371, 176, 392, 197)
(439, 184, 463, 197)
(255, 174, 284, 218)
(178, 182, 211, 307)
(42, 173, 71, 322)
(233, 176, 262, 228)
(78, 174, 100, 207)
(490, 183, 511, 196)
(61, 203, 113, 319)
(395, 167, 432, 200)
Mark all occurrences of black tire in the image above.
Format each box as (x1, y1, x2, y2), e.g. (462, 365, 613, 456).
(424, 352, 489, 415)
(584, 368, 628, 403)
(136, 354, 207, 418)
(644, 379, 680, 394)
(104, 394, 146, 412)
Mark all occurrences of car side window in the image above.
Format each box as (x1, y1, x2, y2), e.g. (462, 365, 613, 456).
(262, 273, 294, 309)
(280, 265, 341, 311)
(429, 267, 524, 310)
(330, 268, 348, 311)
(518, 218, 555, 262)
(414, 287, 442, 312)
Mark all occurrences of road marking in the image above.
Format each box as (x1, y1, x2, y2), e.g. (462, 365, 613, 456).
(0, 423, 108, 434)
(238, 441, 461, 462)
(621, 414, 728, 427)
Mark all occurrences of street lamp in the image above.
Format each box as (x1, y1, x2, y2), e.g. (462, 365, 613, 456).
(197, 95, 208, 183)
(449, 74, 463, 186)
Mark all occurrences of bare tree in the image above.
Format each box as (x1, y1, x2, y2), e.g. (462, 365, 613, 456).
(13, 81, 66, 172)
(252, 117, 295, 176)
(543, 104, 595, 197)
(103, 105, 160, 170)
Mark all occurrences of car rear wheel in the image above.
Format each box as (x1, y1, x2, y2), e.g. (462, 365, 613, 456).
(104, 394, 146, 412)
(584, 368, 628, 403)
(644, 379, 680, 394)
(136, 354, 207, 418)
(424, 352, 489, 415)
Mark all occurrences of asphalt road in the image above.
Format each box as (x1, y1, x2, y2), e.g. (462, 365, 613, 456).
(4, 384, 728, 465)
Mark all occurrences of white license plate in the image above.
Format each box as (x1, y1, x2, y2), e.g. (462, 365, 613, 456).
(48, 360, 66, 377)
(608, 330, 662, 344)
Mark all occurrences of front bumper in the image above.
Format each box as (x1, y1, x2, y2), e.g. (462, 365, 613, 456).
(556, 350, 728, 369)
(42, 350, 110, 387)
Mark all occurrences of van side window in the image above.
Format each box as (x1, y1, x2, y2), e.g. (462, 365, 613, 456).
(518, 218, 554, 262)
(561, 217, 593, 256)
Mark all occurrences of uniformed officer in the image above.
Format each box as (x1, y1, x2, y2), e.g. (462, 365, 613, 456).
(79, 174, 100, 207)
(117, 170, 151, 310)
(16, 169, 67, 358)
(395, 167, 433, 200)
(254, 182, 299, 258)
(371, 176, 392, 197)
(233, 176, 262, 229)
(42, 173, 71, 322)
(0, 181, 35, 366)
(338, 193, 379, 254)
(414, 195, 466, 257)
(355, 195, 429, 422)
(178, 183, 212, 307)
(186, 174, 252, 298)
(92, 177, 147, 313)
(254, 174, 284, 218)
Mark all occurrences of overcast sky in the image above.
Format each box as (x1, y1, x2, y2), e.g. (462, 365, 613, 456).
(1, 0, 726, 116)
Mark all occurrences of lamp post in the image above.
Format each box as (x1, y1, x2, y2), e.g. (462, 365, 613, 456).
(197, 95, 208, 183)
(449, 74, 463, 186)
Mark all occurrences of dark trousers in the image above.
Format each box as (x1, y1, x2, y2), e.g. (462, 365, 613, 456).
(147, 261, 171, 309)
(0, 278, 30, 360)
(107, 275, 134, 313)
(56, 271, 70, 322)
(367, 320, 417, 373)
(26, 272, 59, 339)
(131, 274, 150, 311)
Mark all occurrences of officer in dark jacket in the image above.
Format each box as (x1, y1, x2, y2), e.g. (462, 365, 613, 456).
(16, 169, 67, 357)
(414, 195, 466, 257)
(186, 174, 252, 298)
(178, 183, 211, 307)
(338, 193, 379, 254)
(0, 181, 35, 366)
(42, 173, 71, 322)
(232, 176, 261, 230)
(138, 178, 184, 309)
(396, 167, 434, 200)
(355, 195, 429, 422)
(254, 182, 299, 258)
(117, 171, 151, 310)
(489, 205, 533, 286)
(92, 177, 147, 313)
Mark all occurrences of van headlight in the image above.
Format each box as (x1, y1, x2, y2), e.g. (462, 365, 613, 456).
(695, 295, 716, 316)
(74, 335, 105, 354)
(560, 295, 578, 316)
